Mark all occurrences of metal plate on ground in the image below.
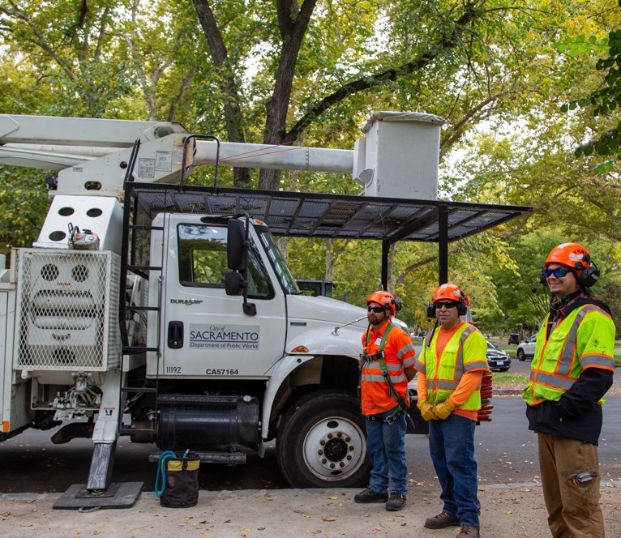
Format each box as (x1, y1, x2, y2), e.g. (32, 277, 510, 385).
(53, 482, 143, 510)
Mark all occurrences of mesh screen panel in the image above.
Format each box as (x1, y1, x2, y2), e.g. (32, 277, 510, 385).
(15, 249, 120, 371)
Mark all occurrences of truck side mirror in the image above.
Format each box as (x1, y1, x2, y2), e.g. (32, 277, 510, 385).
(227, 219, 245, 270)
(224, 271, 244, 295)
(225, 216, 256, 316)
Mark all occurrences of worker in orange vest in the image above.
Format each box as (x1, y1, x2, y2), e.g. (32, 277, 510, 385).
(354, 291, 416, 511)
(416, 283, 488, 538)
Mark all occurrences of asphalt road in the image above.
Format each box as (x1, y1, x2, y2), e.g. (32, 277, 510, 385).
(1, 394, 619, 494)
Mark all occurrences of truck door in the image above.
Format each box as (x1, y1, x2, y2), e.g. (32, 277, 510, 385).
(160, 215, 287, 378)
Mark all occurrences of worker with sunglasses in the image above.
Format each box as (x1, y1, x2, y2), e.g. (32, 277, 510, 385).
(415, 283, 488, 538)
(354, 290, 416, 511)
(523, 243, 615, 538)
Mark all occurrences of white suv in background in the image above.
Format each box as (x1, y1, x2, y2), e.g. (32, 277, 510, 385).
(516, 335, 537, 361)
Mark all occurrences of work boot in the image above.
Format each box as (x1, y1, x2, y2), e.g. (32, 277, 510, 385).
(424, 511, 460, 529)
(385, 492, 406, 511)
(457, 526, 480, 538)
(353, 488, 388, 503)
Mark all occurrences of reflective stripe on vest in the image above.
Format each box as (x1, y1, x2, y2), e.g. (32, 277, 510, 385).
(397, 344, 415, 360)
(455, 325, 476, 376)
(555, 307, 591, 376)
(361, 323, 408, 386)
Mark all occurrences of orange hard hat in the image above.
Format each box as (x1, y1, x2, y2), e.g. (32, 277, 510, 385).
(432, 283, 466, 304)
(366, 290, 397, 316)
(544, 242, 591, 271)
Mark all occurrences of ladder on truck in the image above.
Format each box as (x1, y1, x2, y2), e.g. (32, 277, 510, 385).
(118, 140, 163, 443)
(116, 135, 222, 443)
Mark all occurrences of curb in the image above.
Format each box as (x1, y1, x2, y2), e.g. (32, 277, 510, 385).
(493, 388, 522, 396)
(1, 481, 618, 502)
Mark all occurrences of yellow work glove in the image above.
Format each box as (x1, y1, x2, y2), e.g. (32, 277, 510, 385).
(416, 399, 437, 421)
(433, 401, 455, 420)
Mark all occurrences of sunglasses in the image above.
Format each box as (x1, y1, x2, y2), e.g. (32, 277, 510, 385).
(544, 267, 571, 279)
(367, 306, 385, 313)
(435, 301, 458, 309)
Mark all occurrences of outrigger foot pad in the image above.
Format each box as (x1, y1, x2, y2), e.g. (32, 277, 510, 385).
(53, 482, 143, 510)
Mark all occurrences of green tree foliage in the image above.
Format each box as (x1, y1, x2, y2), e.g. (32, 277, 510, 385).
(0, 168, 50, 255)
(565, 2, 621, 161)
(1, 0, 621, 335)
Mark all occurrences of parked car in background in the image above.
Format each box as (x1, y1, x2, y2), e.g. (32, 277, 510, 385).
(487, 341, 511, 371)
(508, 333, 520, 345)
(516, 335, 537, 361)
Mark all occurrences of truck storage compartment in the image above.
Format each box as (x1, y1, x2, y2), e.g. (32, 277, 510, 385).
(157, 394, 259, 452)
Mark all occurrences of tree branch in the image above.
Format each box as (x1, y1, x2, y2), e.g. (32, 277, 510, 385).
(1, 2, 76, 82)
(167, 68, 196, 122)
(440, 89, 529, 154)
(394, 256, 436, 288)
(281, 1, 481, 145)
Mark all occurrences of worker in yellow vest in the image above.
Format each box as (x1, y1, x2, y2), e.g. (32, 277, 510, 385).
(415, 283, 488, 538)
(523, 243, 615, 538)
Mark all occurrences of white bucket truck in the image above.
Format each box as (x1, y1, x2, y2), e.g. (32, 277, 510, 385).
(0, 112, 524, 506)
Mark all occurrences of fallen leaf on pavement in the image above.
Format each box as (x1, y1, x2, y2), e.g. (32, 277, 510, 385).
(322, 516, 337, 522)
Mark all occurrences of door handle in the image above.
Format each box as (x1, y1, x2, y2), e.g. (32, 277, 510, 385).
(168, 321, 184, 349)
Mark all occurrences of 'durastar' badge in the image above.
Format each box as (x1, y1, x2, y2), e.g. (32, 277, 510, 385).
(170, 298, 203, 305)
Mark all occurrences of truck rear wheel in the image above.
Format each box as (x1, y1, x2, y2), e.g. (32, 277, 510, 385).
(277, 391, 370, 488)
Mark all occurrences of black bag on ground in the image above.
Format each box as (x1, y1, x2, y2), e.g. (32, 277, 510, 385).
(157, 451, 200, 508)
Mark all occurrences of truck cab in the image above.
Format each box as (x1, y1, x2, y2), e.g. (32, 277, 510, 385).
(136, 210, 369, 486)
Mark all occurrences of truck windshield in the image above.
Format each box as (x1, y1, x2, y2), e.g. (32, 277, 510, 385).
(256, 227, 300, 294)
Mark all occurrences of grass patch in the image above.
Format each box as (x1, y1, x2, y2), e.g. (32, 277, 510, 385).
(492, 372, 529, 386)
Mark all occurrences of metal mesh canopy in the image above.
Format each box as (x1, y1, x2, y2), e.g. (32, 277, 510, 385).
(129, 183, 531, 243)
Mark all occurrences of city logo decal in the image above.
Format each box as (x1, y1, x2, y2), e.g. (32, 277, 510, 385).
(189, 324, 260, 350)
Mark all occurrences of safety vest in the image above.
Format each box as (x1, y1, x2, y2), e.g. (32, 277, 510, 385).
(418, 322, 488, 410)
(524, 304, 616, 406)
(360, 321, 416, 416)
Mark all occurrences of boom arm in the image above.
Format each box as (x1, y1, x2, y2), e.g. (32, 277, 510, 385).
(0, 112, 443, 199)
(0, 114, 353, 195)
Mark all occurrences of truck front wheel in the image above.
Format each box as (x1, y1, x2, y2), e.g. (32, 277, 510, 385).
(277, 391, 370, 488)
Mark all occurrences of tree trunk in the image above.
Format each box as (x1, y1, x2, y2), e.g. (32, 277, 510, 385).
(259, 0, 318, 190)
(193, 0, 251, 188)
(325, 239, 334, 282)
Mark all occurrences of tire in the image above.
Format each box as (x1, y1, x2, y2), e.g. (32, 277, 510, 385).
(277, 391, 370, 488)
(517, 349, 526, 361)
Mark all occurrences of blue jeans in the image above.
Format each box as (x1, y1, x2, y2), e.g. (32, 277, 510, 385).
(429, 414, 480, 527)
(366, 408, 407, 495)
